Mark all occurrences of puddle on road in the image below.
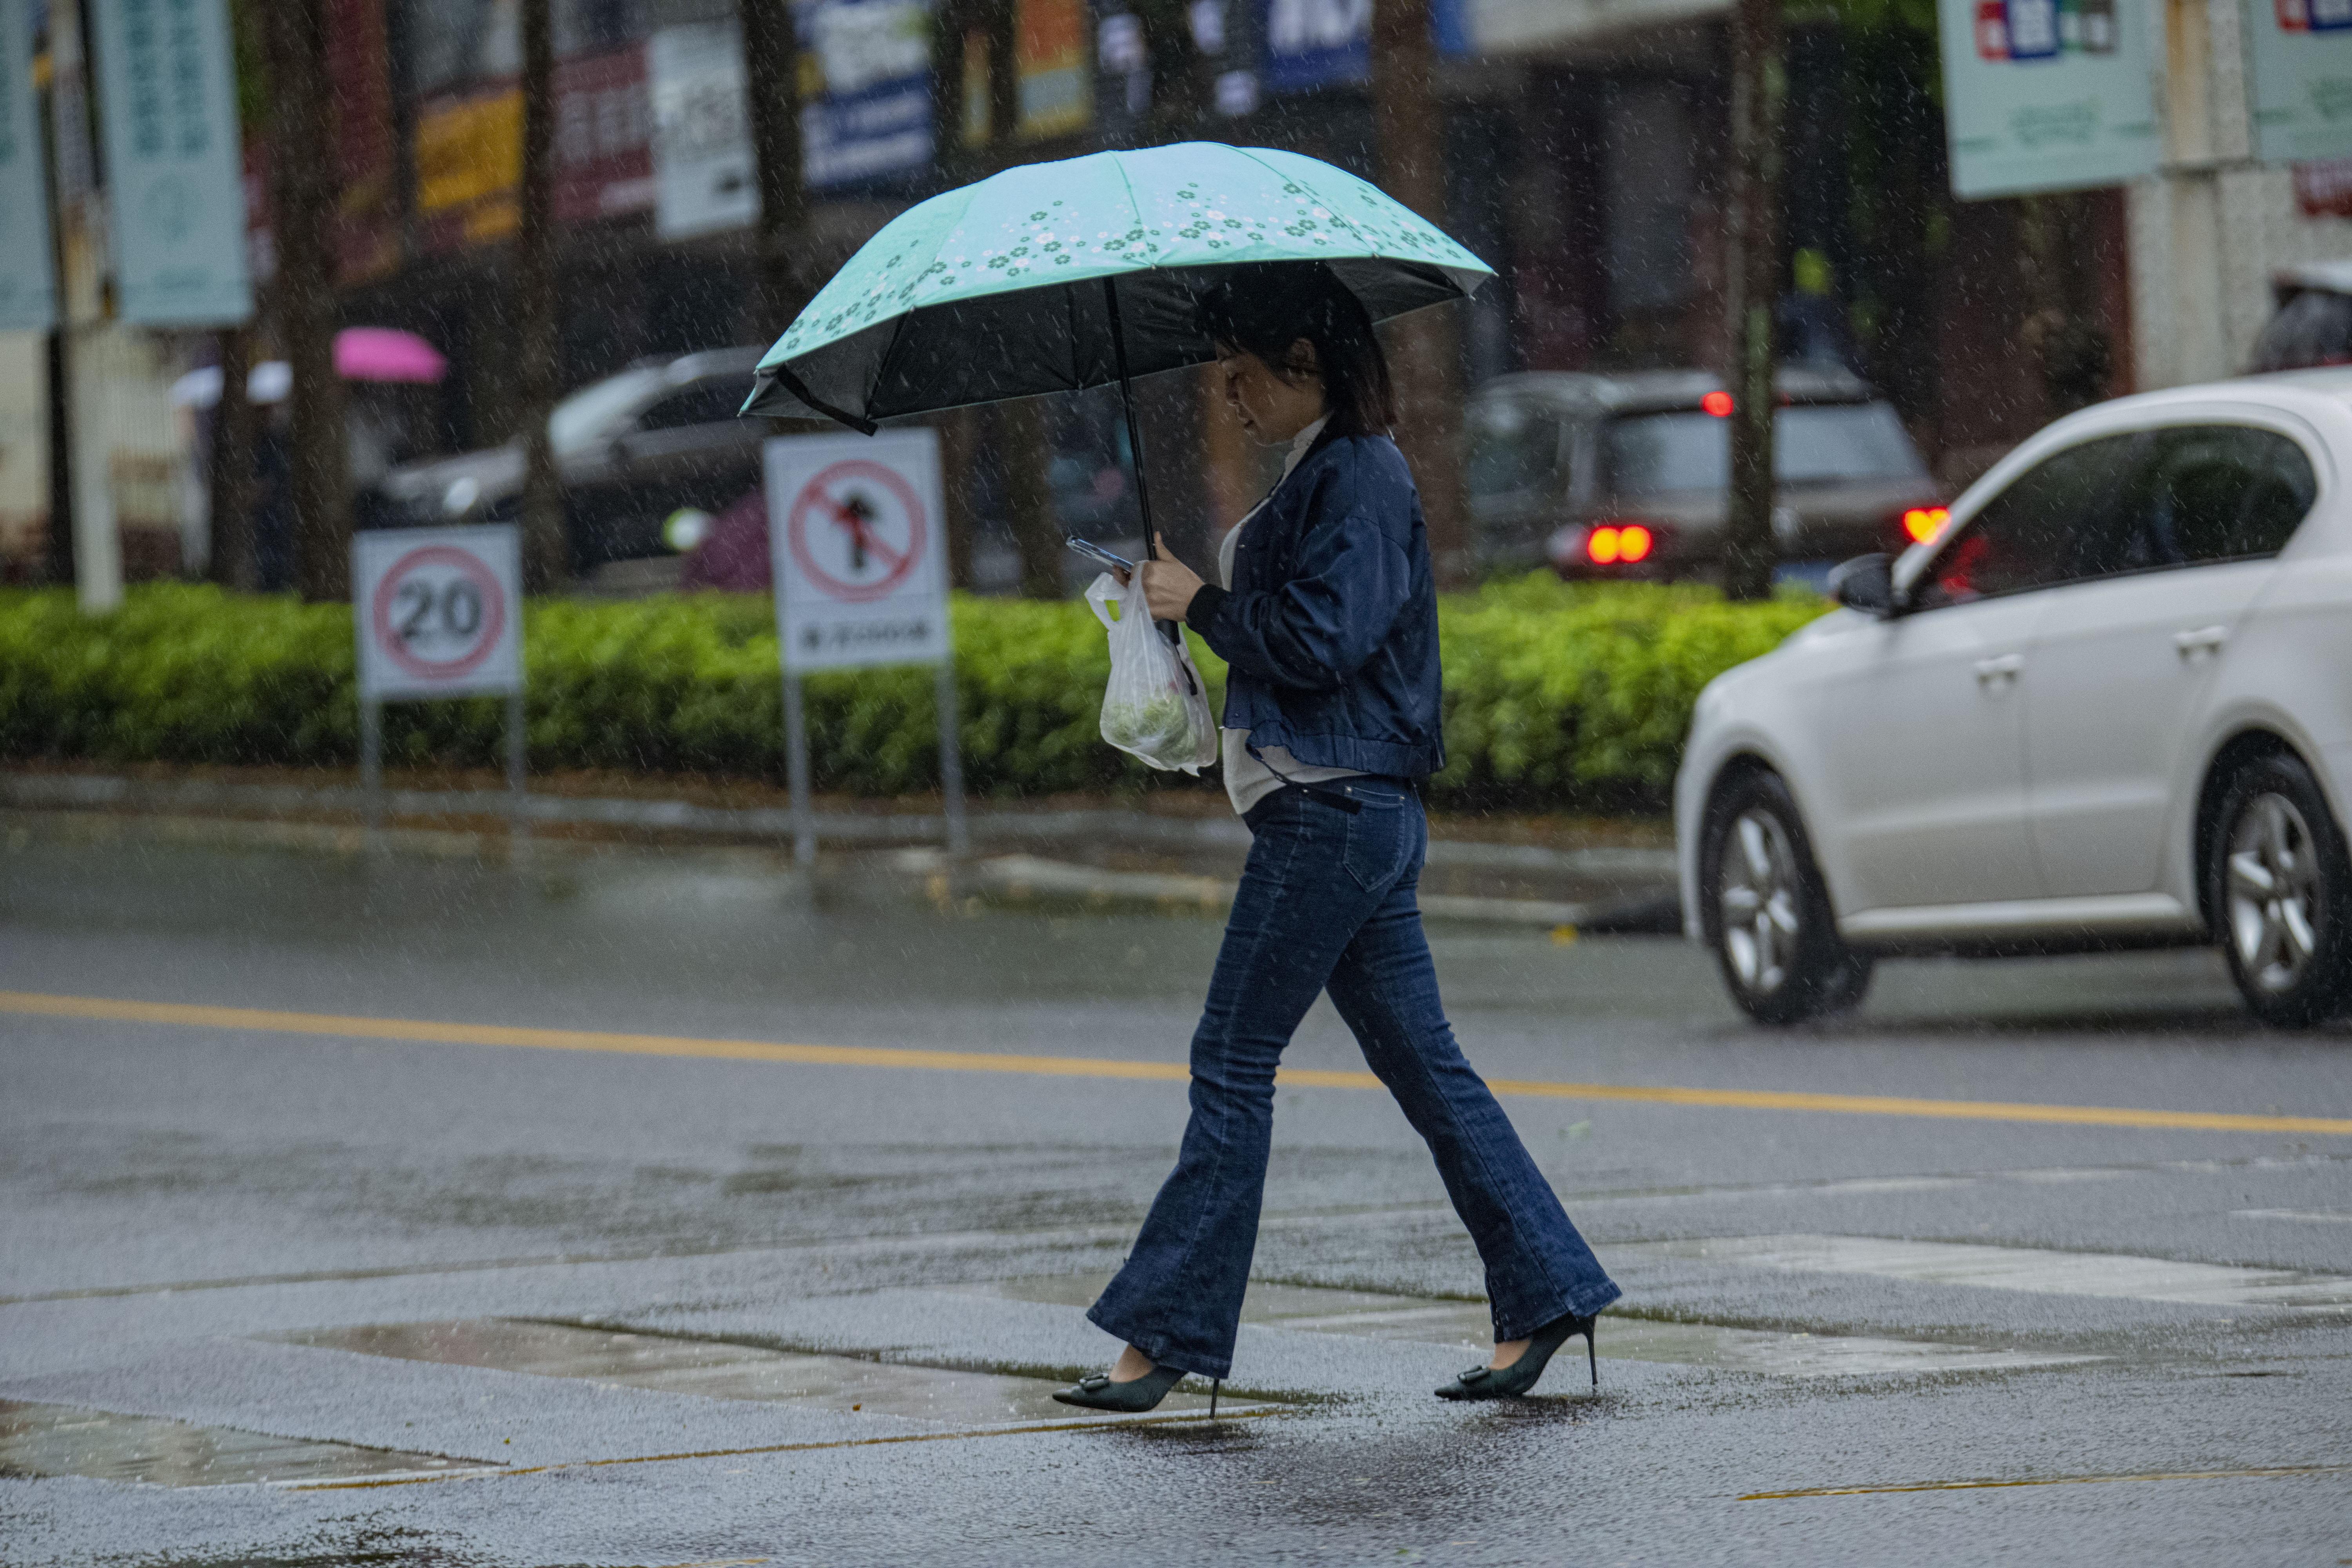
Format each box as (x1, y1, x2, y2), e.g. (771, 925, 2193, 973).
(960, 1276, 2090, 1378)
(0, 1398, 495, 1488)
(1624, 1235, 2352, 1309)
(270, 1319, 1242, 1426)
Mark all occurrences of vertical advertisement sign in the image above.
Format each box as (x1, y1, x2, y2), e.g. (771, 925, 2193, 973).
(89, 0, 253, 325)
(1263, 0, 1369, 93)
(651, 20, 756, 237)
(1015, 0, 1091, 139)
(2247, 0, 2352, 162)
(803, 0, 936, 181)
(0, 0, 55, 331)
(1936, 0, 2159, 198)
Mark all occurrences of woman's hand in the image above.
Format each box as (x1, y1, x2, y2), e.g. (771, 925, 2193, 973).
(1132, 534, 1204, 622)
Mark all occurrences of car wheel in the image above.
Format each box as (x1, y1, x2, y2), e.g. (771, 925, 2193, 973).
(2210, 753, 2352, 1027)
(1700, 770, 1873, 1026)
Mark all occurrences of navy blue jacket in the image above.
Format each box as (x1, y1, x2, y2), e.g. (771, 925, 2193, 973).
(1185, 429, 1446, 780)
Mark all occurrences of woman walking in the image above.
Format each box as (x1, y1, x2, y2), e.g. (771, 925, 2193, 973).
(1053, 263, 1619, 1412)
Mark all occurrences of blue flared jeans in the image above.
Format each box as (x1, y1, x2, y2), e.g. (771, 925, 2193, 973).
(1087, 777, 1621, 1379)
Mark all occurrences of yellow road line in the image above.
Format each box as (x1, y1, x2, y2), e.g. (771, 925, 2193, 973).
(7, 989, 2350, 1137)
(1739, 1461, 2352, 1499)
(285, 1406, 1282, 1490)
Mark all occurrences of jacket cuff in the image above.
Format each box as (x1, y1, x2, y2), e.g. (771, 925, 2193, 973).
(1185, 584, 1229, 633)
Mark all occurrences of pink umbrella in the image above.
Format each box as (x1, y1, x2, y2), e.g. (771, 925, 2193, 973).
(334, 327, 446, 383)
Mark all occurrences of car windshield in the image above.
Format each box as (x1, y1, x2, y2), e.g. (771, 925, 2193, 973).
(547, 367, 666, 456)
(1603, 403, 1927, 497)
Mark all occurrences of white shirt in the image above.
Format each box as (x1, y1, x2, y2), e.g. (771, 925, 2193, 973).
(1215, 416, 1363, 816)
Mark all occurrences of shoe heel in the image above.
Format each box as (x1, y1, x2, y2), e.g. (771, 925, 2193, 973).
(1210, 1379, 1221, 1419)
(1586, 1320, 1598, 1389)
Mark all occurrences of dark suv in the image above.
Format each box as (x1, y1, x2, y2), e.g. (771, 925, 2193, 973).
(1464, 368, 1945, 582)
(370, 347, 779, 573)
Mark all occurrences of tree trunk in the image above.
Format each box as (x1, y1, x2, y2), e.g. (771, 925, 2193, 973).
(1001, 399, 1063, 599)
(266, 0, 349, 603)
(978, 0, 1063, 595)
(517, 0, 563, 591)
(740, 0, 809, 335)
(207, 326, 258, 590)
(1370, 0, 1470, 588)
(1722, 0, 1785, 604)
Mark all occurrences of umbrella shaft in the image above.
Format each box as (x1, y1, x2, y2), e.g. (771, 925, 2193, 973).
(1102, 278, 1157, 562)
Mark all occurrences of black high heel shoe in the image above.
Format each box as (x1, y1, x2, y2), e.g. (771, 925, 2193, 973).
(1433, 1311, 1599, 1400)
(1052, 1361, 1190, 1412)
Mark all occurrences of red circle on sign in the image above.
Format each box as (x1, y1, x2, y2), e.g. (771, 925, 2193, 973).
(786, 460, 928, 603)
(370, 544, 508, 680)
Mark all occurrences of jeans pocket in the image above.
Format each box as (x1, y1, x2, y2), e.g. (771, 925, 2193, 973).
(1342, 795, 1412, 892)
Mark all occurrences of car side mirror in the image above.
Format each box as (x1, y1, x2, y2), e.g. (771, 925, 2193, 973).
(1829, 552, 1896, 617)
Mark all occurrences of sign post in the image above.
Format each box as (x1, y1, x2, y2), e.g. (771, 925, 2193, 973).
(352, 525, 527, 851)
(766, 429, 963, 868)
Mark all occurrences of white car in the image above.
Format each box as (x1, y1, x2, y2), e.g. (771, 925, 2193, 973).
(1675, 372, 2352, 1026)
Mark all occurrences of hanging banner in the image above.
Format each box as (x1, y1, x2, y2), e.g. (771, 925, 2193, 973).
(803, 0, 936, 181)
(0, 0, 55, 331)
(90, 0, 254, 325)
(651, 20, 756, 237)
(2247, 0, 2352, 163)
(1935, 0, 2160, 198)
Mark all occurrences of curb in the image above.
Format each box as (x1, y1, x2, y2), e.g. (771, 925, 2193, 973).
(0, 770, 1676, 880)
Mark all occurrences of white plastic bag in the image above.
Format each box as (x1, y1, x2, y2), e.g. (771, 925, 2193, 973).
(1085, 570, 1218, 773)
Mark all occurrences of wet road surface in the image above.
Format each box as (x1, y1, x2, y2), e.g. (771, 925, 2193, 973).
(2, 822, 2347, 1566)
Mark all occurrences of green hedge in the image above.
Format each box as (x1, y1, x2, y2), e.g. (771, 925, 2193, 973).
(0, 578, 1826, 808)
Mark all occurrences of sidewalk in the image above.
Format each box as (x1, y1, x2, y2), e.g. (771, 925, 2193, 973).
(0, 766, 1682, 933)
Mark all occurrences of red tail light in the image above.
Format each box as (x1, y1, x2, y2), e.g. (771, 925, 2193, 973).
(1562, 519, 1668, 568)
(1701, 390, 1734, 418)
(1896, 505, 1949, 544)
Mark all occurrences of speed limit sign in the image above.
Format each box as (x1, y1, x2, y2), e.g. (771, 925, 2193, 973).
(353, 525, 523, 701)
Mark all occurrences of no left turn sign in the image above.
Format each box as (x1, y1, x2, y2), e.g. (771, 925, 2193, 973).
(353, 525, 524, 702)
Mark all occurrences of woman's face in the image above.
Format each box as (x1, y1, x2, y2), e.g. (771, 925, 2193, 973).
(1215, 339, 1329, 446)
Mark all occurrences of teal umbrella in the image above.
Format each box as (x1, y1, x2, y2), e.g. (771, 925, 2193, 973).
(743, 144, 1492, 538)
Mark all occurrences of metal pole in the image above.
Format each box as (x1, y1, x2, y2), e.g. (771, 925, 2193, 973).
(506, 687, 529, 850)
(935, 655, 967, 855)
(359, 697, 383, 849)
(784, 671, 815, 868)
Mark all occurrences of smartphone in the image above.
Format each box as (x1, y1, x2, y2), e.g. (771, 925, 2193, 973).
(1065, 536, 1134, 572)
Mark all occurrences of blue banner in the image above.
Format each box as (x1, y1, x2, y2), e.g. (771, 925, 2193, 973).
(89, 0, 252, 325)
(798, 0, 933, 188)
(1261, 0, 1470, 96)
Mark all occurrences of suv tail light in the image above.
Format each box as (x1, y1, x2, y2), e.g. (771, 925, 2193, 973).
(1552, 519, 1669, 570)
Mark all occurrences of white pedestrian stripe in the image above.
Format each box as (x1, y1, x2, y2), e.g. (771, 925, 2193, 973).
(2232, 1208, 2352, 1225)
(1624, 1235, 2352, 1309)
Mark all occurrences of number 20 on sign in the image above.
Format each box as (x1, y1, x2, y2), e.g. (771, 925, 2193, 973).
(354, 526, 524, 702)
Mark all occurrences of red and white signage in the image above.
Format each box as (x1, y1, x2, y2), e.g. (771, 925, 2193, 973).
(353, 525, 524, 701)
(766, 430, 948, 672)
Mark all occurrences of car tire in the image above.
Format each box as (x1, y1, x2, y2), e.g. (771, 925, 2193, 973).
(1700, 769, 1873, 1026)
(2209, 752, 2352, 1027)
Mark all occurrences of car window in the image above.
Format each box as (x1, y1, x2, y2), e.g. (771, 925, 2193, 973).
(1912, 432, 2149, 610)
(1465, 401, 1564, 500)
(2111, 425, 2315, 569)
(547, 367, 665, 455)
(638, 379, 751, 432)
(1603, 402, 1926, 497)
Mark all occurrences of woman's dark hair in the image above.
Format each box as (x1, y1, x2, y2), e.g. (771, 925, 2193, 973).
(1194, 263, 1396, 438)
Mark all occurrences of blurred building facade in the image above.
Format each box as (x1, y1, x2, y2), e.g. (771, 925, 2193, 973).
(16, 0, 2352, 587)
